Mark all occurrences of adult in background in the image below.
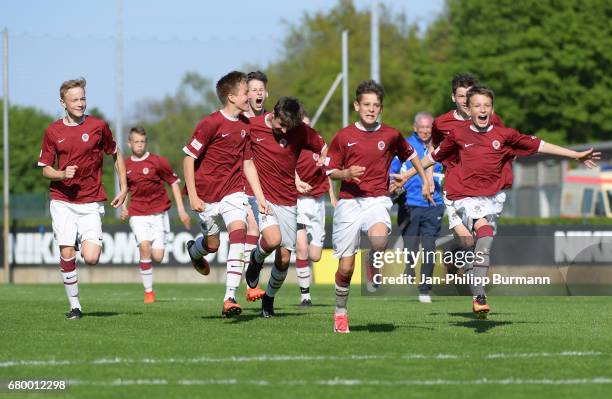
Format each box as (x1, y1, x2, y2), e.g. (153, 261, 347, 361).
(390, 112, 444, 303)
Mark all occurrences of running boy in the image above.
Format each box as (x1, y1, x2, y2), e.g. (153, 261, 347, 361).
(38, 77, 128, 319)
(121, 126, 190, 303)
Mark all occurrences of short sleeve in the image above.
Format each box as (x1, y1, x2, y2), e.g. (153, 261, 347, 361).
(101, 122, 118, 155)
(395, 133, 416, 163)
(183, 118, 216, 159)
(38, 128, 56, 167)
(303, 125, 325, 154)
(243, 132, 253, 161)
(157, 156, 180, 185)
(507, 128, 541, 155)
(431, 132, 459, 163)
(325, 134, 344, 172)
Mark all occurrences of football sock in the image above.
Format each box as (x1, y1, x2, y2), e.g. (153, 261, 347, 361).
(253, 237, 274, 265)
(60, 256, 80, 310)
(296, 258, 311, 300)
(265, 263, 288, 298)
(189, 236, 217, 259)
(335, 270, 352, 315)
(225, 230, 246, 301)
(243, 234, 259, 279)
(470, 225, 494, 297)
(139, 259, 153, 293)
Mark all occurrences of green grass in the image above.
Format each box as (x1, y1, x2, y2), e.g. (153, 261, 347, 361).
(1, 284, 611, 399)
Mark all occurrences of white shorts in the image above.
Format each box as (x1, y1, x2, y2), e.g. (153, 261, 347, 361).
(447, 192, 506, 232)
(129, 211, 170, 250)
(332, 196, 392, 258)
(50, 200, 105, 247)
(198, 191, 248, 236)
(259, 202, 297, 251)
(443, 193, 463, 230)
(296, 196, 326, 247)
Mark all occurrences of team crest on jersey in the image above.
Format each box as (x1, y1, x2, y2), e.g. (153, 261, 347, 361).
(143, 167, 149, 175)
(492, 140, 501, 150)
(241, 129, 247, 138)
(279, 138, 288, 148)
(312, 153, 320, 161)
(377, 140, 385, 150)
(81, 133, 89, 142)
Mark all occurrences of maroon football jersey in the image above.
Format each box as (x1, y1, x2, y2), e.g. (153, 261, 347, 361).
(327, 123, 415, 199)
(125, 153, 179, 216)
(432, 110, 517, 187)
(245, 114, 325, 206)
(431, 124, 542, 200)
(183, 110, 249, 203)
(38, 116, 117, 203)
(296, 149, 329, 199)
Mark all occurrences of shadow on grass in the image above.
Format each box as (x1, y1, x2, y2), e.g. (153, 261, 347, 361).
(199, 311, 308, 323)
(451, 319, 513, 334)
(292, 303, 330, 309)
(350, 323, 396, 333)
(85, 311, 142, 317)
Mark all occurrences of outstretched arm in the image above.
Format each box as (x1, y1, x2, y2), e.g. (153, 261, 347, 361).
(539, 143, 600, 168)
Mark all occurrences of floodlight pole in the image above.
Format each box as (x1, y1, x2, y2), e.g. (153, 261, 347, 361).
(342, 30, 349, 127)
(3, 28, 10, 283)
(114, 0, 124, 218)
(311, 73, 343, 128)
(371, 0, 380, 83)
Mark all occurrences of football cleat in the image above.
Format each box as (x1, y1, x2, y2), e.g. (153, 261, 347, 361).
(245, 286, 266, 302)
(299, 298, 313, 308)
(261, 294, 275, 318)
(334, 313, 350, 333)
(221, 298, 242, 318)
(144, 291, 156, 303)
(186, 240, 210, 276)
(66, 308, 83, 320)
(245, 251, 263, 289)
(473, 295, 490, 319)
(418, 293, 432, 303)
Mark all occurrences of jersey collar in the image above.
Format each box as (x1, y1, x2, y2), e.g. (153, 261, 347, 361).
(130, 152, 150, 162)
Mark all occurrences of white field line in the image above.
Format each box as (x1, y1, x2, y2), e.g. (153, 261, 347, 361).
(0, 351, 603, 369)
(69, 377, 612, 387)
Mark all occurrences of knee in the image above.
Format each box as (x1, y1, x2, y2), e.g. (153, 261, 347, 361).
(83, 254, 100, 266)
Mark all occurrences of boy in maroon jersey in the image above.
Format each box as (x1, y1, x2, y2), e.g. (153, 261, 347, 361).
(325, 80, 432, 333)
(38, 77, 128, 319)
(293, 116, 337, 307)
(243, 97, 326, 317)
(406, 86, 599, 318)
(294, 146, 337, 307)
(431, 74, 508, 247)
(183, 71, 257, 318)
(241, 71, 269, 303)
(120, 126, 190, 303)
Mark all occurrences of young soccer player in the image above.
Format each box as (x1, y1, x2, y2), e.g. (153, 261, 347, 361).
(243, 97, 326, 317)
(38, 77, 128, 319)
(241, 70, 270, 303)
(432, 74, 508, 247)
(121, 126, 191, 303)
(326, 80, 432, 333)
(294, 145, 337, 307)
(183, 71, 256, 318)
(401, 85, 599, 317)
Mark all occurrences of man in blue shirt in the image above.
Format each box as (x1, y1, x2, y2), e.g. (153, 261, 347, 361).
(390, 112, 444, 303)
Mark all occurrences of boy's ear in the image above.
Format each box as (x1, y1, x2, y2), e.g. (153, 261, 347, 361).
(451, 93, 456, 104)
(353, 100, 359, 111)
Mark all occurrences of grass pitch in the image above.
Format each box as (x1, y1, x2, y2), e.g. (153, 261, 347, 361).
(1, 283, 611, 399)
